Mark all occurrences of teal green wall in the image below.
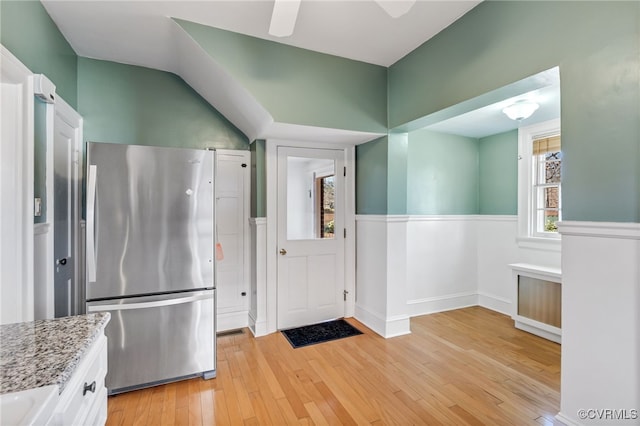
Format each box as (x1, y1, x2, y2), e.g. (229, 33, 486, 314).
(357, 128, 518, 216)
(356, 137, 389, 214)
(176, 19, 388, 134)
(77, 58, 248, 149)
(407, 130, 479, 215)
(0, 1, 78, 108)
(386, 133, 408, 214)
(478, 130, 518, 215)
(3, 1, 637, 222)
(389, 1, 640, 222)
(251, 140, 266, 218)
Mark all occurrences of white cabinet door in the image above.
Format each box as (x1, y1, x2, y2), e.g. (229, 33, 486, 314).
(215, 150, 250, 331)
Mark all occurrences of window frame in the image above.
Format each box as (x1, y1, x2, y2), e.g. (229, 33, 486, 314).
(517, 119, 562, 251)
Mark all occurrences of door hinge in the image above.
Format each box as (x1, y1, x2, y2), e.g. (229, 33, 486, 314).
(344, 166, 346, 177)
(343, 228, 346, 238)
(343, 289, 349, 301)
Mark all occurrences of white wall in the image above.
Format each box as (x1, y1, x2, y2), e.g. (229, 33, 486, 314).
(1, 47, 35, 325)
(557, 222, 640, 426)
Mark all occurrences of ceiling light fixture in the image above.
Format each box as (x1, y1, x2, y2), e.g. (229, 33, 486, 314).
(502, 101, 539, 121)
(269, 0, 302, 37)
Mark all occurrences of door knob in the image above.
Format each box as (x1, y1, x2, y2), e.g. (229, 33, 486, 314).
(58, 258, 67, 266)
(279, 248, 287, 255)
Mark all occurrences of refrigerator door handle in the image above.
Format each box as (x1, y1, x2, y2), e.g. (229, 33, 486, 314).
(86, 292, 213, 312)
(86, 164, 97, 283)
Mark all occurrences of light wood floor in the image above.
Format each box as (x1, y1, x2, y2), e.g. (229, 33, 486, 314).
(106, 307, 561, 425)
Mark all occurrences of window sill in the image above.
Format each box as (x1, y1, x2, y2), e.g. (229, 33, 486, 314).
(516, 236, 561, 252)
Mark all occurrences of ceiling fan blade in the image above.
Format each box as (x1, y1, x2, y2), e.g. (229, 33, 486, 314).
(269, 0, 302, 37)
(375, 0, 416, 18)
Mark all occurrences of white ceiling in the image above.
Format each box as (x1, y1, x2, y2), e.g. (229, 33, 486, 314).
(426, 84, 561, 139)
(40, 0, 559, 141)
(41, 0, 481, 68)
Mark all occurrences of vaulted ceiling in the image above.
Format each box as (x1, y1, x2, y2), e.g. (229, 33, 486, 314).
(41, 1, 559, 142)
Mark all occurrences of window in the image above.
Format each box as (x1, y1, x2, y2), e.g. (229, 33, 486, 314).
(315, 174, 335, 238)
(517, 119, 561, 249)
(532, 135, 561, 235)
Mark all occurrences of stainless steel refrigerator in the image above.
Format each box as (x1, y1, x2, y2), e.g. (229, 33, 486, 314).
(85, 142, 216, 395)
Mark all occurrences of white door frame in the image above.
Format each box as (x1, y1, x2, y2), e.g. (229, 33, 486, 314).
(0, 46, 35, 324)
(265, 139, 356, 334)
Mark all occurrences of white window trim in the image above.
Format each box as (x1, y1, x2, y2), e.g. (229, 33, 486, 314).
(517, 118, 561, 252)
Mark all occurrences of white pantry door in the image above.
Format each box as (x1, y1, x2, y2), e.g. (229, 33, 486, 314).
(53, 102, 81, 317)
(277, 146, 345, 329)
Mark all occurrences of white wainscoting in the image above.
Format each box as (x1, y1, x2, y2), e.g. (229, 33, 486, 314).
(477, 216, 561, 315)
(556, 221, 640, 426)
(355, 214, 562, 338)
(354, 216, 394, 337)
(217, 311, 249, 333)
(406, 216, 478, 316)
(476, 216, 519, 315)
(248, 218, 268, 337)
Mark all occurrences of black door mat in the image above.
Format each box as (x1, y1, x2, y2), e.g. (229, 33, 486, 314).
(281, 319, 363, 348)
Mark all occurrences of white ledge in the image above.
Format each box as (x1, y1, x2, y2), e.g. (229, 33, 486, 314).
(509, 262, 562, 280)
(355, 215, 410, 223)
(355, 214, 517, 223)
(516, 236, 561, 252)
(558, 220, 640, 240)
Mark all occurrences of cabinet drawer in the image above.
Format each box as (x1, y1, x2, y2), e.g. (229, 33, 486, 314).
(55, 334, 107, 425)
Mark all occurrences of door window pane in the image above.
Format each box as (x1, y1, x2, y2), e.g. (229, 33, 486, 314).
(287, 157, 335, 240)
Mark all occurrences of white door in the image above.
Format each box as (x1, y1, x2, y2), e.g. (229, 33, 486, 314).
(215, 150, 250, 331)
(53, 103, 81, 317)
(277, 147, 345, 329)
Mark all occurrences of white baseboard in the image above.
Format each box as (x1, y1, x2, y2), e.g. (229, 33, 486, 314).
(354, 305, 411, 338)
(477, 292, 511, 315)
(248, 311, 268, 337)
(407, 291, 478, 317)
(515, 319, 561, 344)
(217, 311, 248, 332)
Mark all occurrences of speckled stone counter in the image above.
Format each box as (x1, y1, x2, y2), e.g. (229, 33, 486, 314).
(0, 313, 110, 395)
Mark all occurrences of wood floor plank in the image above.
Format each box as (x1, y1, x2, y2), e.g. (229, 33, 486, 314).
(188, 379, 203, 426)
(160, 382, 177, 426)
(212, 389, 231, 426)
(106, 307, 560, 425)
(144, 385, 166, 426)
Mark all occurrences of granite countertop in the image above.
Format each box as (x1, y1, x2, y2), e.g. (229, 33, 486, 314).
(0, 313, 110, 395)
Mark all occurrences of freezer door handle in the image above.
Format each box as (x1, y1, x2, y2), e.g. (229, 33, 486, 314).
(87, 292, 213, 312)
(86, 164, 97, 283)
